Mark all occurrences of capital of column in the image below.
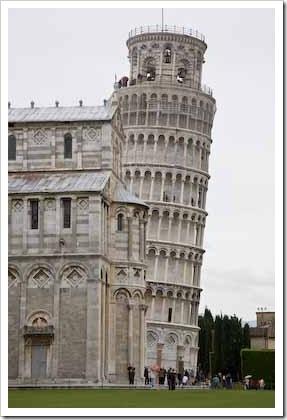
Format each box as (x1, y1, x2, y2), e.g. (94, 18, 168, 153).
(139, 304, 148, 313)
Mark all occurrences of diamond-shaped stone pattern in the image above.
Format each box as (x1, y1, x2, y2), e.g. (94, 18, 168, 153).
(83, 127, 101, 142)
(33, 129, 47, 145)
(31, 268, 51, 288)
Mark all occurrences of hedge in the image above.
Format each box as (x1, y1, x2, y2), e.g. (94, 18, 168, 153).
(240, 349, 275, 388)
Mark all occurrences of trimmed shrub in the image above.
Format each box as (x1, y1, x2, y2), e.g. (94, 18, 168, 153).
(240, 349, 275, 389)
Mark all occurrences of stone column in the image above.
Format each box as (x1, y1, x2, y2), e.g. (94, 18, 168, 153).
(167, 216, 173, 241)
(154, 254, 159, 282)
(18, 278, 27, 378)
(55, 197, 61, 250)
(183, 260, 187, 285)
(180, 179, 185, 204)
(86, 277, 102, 380)
(77, 126, 83, 169)
(156, 342, 164, 368)
(150, 294, 155, 319)
(174, 140, 179, 165)
(159, 51, 164, 81)
(160, 175, 165, 201)
(143, 138, 147, 161)
(127, 216, 133, 260)
(8, 198, 12, 251)
(50, 127, 56, 168)
(101, 278, 106, 379)
(128, 303, 134, 364)
(22, 198, 28, 253)
(51, 254, 62, 378)
(39, 197, 44, 249)
(164, 257, 169, 283)
(149, 175, 155, 200)
(22, 128, 28, 170)
(71, 197, 77, 251)
(139, 176, 144, 199)
(153, 141, 158, 164)
(186, 220, 191, 244)
(190, 262, 194, 286)
(129, 174, 134, 193)
(203, 187, 207, 209)
(171, 176, 176, 202)
(183, 142, 188, 167)
(180, 300, 185, 324)
(161, 295, 166, 321)
(197, 266, 202, 287)
(139, 304, 148, 378)
(177, 216, 182, 242)
(157, 211, 163, 240)
(171, 51, 176, 81)
(189, 182, 193, 206)
(139, 219, 145, 261)
(108, 297, 117, 379)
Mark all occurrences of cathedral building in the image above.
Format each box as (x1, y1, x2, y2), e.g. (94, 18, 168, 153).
(8, 25, 216, 383)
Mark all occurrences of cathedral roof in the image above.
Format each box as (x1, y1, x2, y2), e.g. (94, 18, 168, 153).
(8, 171, 110, 194)
(8, 105, 115, 123)
(113, 183, 148, 208)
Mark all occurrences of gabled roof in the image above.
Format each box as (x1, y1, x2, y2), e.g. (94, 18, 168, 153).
(8, 172, 110, 194)
(8, 105, 115, 123)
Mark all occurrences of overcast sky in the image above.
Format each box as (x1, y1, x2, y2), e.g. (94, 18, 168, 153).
(7, 3, 281, 323)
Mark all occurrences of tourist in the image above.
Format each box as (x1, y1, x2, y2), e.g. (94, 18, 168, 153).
(144, 366, 149, 385)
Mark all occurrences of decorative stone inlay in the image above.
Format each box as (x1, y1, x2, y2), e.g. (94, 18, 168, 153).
(62, 266, 87, 288)
(147, 331, 158, 348)
(29, 268, 52, 288)
(33, 129, 47, 145)
(77, 198, 89, 211)
(83, 127, 101, 142)
(115, 291, 128, 303)
(12, 199, 23, 212)
(133, 268, 141, 278)
(8, 269, 18, 288)
(166, 333, 178, 347)
(117, 268, 127, 281)
(45, 199, 56, 210)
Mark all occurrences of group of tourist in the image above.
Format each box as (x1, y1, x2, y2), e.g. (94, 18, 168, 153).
(143, 366, 196, 389)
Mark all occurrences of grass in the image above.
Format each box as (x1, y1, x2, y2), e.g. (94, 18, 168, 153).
(8, 389, 275, 408)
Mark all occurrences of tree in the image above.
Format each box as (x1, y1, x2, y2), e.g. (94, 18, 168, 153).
(198, 308, 251, 380)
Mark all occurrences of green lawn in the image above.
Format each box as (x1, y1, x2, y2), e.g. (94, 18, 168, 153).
(8, 389, 275, 408)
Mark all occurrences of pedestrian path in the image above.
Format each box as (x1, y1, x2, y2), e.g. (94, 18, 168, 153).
(8, 379, 209, 390)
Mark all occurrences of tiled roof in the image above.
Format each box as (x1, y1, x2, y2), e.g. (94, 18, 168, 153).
(8, 105, 115, 123)
(8, 172, 110, 194)
(113, 183, 148, 207)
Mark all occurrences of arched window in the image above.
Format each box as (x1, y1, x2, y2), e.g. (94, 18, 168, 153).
(117, 213, 124, 231)
(164, 48, 171, 63)
(64, 133, 72, 159)
(8, 134, 16, 160)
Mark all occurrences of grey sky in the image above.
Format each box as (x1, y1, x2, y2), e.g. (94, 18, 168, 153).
(7, 5, 278, 323)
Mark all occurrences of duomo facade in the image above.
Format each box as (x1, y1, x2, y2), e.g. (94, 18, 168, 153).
(8, 26, 216, 383)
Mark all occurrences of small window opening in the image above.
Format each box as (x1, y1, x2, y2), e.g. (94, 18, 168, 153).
(177, 68, 186, 84)
(8, 134, 16, 160)
(117, 213, 124, 231)
(146, 68, 155, 81)
(64, 133, 72, 159)
(164, 48, 171, 63)
(62, 198, 71, 228)
(30, 200, 39, 229)
(168, 307, 172, 322)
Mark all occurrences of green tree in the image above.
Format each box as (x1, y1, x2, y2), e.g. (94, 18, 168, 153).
(198, 309, 251, 380)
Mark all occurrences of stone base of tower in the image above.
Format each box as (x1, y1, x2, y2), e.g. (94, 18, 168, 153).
(146, 321, 199, 374)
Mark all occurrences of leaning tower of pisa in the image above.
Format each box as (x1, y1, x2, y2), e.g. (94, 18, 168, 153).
(115, 25, 216, 373)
